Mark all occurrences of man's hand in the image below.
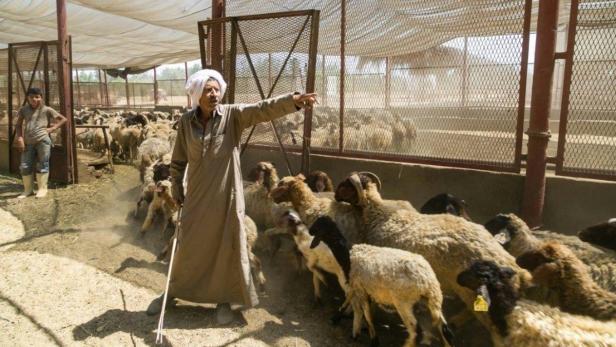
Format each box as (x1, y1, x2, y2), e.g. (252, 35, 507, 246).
(46, 127, 56, 134)
(293, 93, 318, 110)
(14, 137, 25, 152)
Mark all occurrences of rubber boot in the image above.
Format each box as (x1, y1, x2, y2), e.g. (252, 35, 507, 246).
(17, 175, 34, 199)
(35, 172, 49, 198)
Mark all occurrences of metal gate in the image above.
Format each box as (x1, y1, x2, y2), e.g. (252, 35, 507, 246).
(556, 0, 616, 181)
(8, 40, 76, 183)
(198, 10, 320, 175)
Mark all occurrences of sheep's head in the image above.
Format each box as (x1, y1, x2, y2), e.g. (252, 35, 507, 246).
(247, 162, 278, 190)
(457, 260, 518, 337)
(308, 216, 346, 249)
(306, 170, 334, 193)
(152, 162, 171, 183)
(483, 213, 527, 248)
(578, 218, 616, 248)
(334, 172, 381, 206)
(270, 174, 306, 203)
(279, 209, 303, 235)
(155, 179, 173, 196)
(420, 193, 471, 221)
(516, 243, 571, 286)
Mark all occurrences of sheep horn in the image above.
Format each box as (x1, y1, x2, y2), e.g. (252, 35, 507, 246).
(358, 171, 382, 191)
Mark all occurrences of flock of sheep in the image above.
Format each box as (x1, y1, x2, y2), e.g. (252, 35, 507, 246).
(72, 107, 616, 346)
(241, 162, 616, 347)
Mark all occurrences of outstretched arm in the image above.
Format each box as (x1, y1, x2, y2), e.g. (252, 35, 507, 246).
(233, 93, 318, 135)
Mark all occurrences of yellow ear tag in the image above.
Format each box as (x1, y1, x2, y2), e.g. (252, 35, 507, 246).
(474, 295, 489, 312)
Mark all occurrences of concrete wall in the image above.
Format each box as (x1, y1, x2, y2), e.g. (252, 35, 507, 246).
(241, 148, 615, 235)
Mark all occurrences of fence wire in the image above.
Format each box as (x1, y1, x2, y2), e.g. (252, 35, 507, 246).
(559, 0, 616, 178)
(0, 49, 8, 141)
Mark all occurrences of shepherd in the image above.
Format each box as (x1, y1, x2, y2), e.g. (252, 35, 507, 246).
(145, 69, 317, 325)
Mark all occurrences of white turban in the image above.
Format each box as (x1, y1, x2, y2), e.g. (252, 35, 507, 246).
(185, 69, 227, 110)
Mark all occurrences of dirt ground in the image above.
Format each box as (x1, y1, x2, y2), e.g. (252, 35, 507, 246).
(0, 150, 490, 347)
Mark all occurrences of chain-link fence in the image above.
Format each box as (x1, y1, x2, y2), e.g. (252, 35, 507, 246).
(156, 79, 188, 106)
(556, 0, 616, 180)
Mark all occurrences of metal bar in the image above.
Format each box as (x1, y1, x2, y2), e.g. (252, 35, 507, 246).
(153, 66, 158, 105)
(554, 52, 568, 60)
(555, 0, 580, 175)
(184, 62, 190, 107)
(197, 10, 315, 25)
(198, 24, 207, 68)
(339, 0, 346, 153)
(8, 45, 14, 173)
(210, 0, 225, 71)
(268, 53, 272, 91)
(227, 20, 237, 104)
(321, 55, 326, 106)
(125, 76, 130, 107)
(98, 69, 104, 106)
(103, 70, 110, 106)
(301, 10, 320, 174)
(521, 0, 560, 228)
(75, 67, 81, 108)
(514, 0, 533, 172)
(43, 42, 50, 105)
(461, 36, 468, 107)
(69, 37, 78, 183)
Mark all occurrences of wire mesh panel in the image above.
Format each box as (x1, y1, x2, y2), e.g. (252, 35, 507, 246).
(130, 82, 155, 107)
(157, 79, 187, 106)
(557, 0, 616, 180)
(199, 11, 319, 173)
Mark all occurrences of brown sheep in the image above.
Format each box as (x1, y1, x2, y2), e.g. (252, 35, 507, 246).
(517, 242, 616, 320)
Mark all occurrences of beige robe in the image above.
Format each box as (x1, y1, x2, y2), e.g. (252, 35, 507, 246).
(169, 93, 298, 307)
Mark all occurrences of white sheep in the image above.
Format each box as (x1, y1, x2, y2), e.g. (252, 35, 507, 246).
(309, 216, 453, 347)
(334, 172, 533, 334)
(243, 161, 281, 229)
(484, 213, 616, 292)
(457, 260, 616, 347)
(279, 209, 347, 304)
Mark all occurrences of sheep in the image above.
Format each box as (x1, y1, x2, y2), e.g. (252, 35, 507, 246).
(136, 137, 172, 182)
(457, 260, 616, 347)
(135, 155, 171, 218)
(309, 216, 453, 347)
(279, 209, 347, 304)
(270, 174, 364, 245)
(243, 161, 280, 229)
(306, 170, 334, 193)
(516, 242, 616, 320)
(244, 214, 267, 291)
(140, 171, 177, 236)
(420, 193, 471, 221)
(578, 218, 616, 252)
(484, 213, 616, 292)
(334, 172, 532, 333)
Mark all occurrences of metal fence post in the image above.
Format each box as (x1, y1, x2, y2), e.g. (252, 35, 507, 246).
(339, 0, 346, 153)
(521, 0, 560, 227)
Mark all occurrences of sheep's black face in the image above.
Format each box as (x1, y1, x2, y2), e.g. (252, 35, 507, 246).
(307, 171, 333, 193)
(153, 164, 171, 183)
(484, 214, 516, 247)
(578, 219, 616, 248)
(335, 179, 358, 204)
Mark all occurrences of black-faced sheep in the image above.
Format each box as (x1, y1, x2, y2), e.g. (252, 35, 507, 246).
(334, 172, 532, 334)
(420, 193, 471, 221)
(484, 213, 616, 292)
(578, 218, 616, 252)
(457, 260, 616, 347)
(279, 210, 347, 304)
(306, 170, 334, 193)
(309, 216, 453, 347)
(516, 242, 616, 320)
